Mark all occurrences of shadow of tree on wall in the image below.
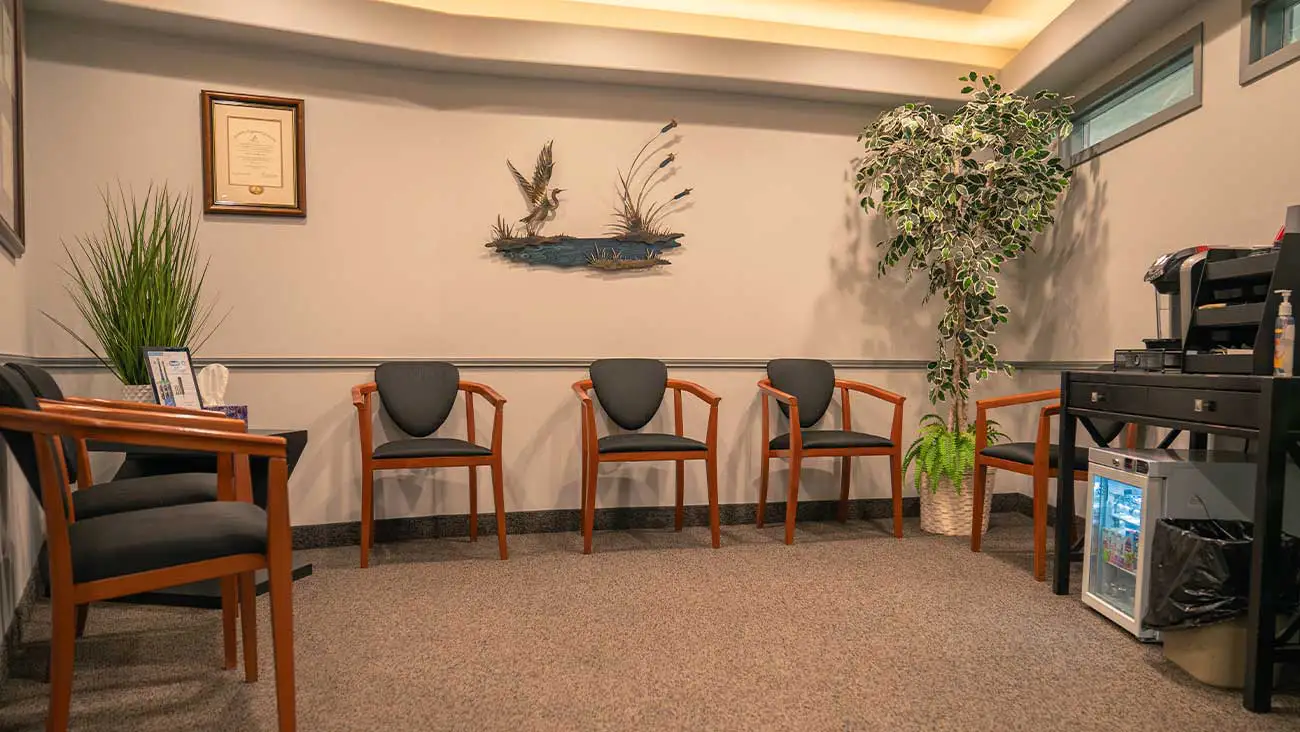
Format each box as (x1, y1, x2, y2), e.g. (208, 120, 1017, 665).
(1002, 157, 1111, 363)
(823, 159, 935, 361)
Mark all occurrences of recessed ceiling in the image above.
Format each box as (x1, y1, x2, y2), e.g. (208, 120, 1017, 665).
(376, 0, 1077, 65)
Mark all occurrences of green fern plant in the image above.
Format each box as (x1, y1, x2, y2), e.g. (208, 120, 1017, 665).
(902, 413, 1006, 494)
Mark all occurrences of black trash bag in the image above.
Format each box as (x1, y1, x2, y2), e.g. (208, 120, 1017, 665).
(1142, 519, 1300, 630)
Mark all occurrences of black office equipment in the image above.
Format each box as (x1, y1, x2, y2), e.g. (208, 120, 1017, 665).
(1178, 206, 1300, 374)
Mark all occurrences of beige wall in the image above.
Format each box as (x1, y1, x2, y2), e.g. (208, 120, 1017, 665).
(22, 13, 1075, 530)
(1050, 0, 1300, 359)
(1, 246, 41, 639)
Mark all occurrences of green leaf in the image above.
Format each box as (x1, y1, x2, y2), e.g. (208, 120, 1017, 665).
(960, 86, 974, 94)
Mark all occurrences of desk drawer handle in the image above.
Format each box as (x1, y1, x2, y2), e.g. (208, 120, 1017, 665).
(1090, 391, 1105, 404)
(1193, 398, 1216, 413)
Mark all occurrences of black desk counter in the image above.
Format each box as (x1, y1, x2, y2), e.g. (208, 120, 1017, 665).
(86, 428, 312, 607)
(1058, 370, 1298, 713)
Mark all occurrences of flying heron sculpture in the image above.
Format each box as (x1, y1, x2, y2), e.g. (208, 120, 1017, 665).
(508, 140, 563, 237)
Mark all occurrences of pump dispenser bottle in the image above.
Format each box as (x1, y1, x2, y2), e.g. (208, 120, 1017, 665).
(1275, 289, 1295, 377)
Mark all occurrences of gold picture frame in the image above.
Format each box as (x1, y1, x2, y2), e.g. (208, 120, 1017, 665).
(200, 90, 306, 217)
(0, 0, 24, 257)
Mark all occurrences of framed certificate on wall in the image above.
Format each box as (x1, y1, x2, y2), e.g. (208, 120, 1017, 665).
(0, 0, 24, 258)
(143, 347, 204, 410)
(200, 90, 306, 216)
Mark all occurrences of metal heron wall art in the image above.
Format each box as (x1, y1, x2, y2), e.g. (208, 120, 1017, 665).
(485, 121, 691, 271)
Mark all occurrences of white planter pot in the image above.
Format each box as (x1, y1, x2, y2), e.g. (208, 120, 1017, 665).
(120, 383, 155, 403)
(917, 470, 996, 536)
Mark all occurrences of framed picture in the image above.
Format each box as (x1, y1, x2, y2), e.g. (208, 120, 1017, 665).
(142, 347, 204, 410)
(0, 0, 23, 258)
(200, 90, 306, 216)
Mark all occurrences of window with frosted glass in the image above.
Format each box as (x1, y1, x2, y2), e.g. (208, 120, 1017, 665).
(1067, 49, 1196, 157)
(1257, 0, 1300, 59)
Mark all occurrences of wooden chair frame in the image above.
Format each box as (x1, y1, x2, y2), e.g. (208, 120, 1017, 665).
(757, 378, 905, 544)
(572, 378, 721, 554)
(969, 389, 1136, 581)
(0, 406, 296, 732)
(352, 380, 508, 567)
(33, 400, 249, 648)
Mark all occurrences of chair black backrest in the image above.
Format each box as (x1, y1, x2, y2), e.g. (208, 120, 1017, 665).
(0, 365, 50, 506)
(767, 359, 835, 428)
(375, 361, 460, 438)
(5, 362, 79, 484)
(590, 359, 667, 431)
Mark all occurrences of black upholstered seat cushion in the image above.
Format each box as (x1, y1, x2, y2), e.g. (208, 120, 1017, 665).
(769, 429, 893, 450)
(73, 473, 219, 521)
(373, 437, 491, 459)
(598, 433, 707, 454)
(980, 442, 1090, 469)
(69, 502, 267, 584)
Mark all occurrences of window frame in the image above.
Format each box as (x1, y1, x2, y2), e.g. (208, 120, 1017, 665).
(1241, 0, 1300, 85)
(1064, 24, 1203, 168)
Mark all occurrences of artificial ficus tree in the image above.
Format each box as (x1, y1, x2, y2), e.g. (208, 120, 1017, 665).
(856, 72, 1074, 436)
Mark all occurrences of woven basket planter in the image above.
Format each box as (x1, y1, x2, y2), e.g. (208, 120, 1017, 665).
(918, 470, 996, 536)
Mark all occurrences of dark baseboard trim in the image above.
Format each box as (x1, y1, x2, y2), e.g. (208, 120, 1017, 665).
(293, 493, 1026, 549)
(1, 560, 42, 686)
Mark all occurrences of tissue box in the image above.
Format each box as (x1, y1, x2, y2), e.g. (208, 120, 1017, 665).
(204, 405, 249, 423)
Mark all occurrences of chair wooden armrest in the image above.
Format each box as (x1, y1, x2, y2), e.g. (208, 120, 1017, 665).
(40, 400, 246, 432)
(757, 379, 797, 406)
(461, 381, 506, 408)
(63, 396, 221, 419)
(0, 408, 286, 457)
(835, 379, 905, 445)
(668, 378, 721, 406)
(975, 389, 1060, 411)
(351, 382, 377, 408)
(572, 379, 593, 403)
(835, 378, 904, 405)
(974, 390, 1060, 452)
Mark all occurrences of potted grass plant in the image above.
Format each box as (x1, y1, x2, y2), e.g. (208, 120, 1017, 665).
(855, 73, 1074, 535)
(45, 185, 222, 401)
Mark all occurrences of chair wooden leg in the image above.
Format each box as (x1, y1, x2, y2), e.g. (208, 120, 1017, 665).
(239, 572, 258, 683)
(971, 461, 989, 552)
(837, 456, 852, 523)
(583, 451, 598, 555)
(468, 465, 479, 543)
(706, 453, 720, 549)
(47, 596, 76, 732)
(360, 469, 374, 568)
(269, 549, 297, 731)
(220, 576, 238, 670)
(784, 455, 802, 545)
(674, 460, 685, 532)
(492, 458, 508, 560)
(757, 453, 770, 529)
(1033, 468, 1049, 582)
(74, 604, 88, 639)
(890, 450, 904, 539)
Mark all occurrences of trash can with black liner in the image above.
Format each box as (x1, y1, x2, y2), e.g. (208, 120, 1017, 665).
(1143, 519, 1300, 688)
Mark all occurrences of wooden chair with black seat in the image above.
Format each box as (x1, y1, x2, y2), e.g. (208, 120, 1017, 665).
(969, 388, 1135, 581)
(0, 365, 259, 658)
(757, 359, 906, 545)
(352, 361, 508, 567)
(572, 358, 721, 554)
(0, 368, 297, 732)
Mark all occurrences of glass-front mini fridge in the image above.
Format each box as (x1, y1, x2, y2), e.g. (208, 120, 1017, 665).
(1083, 448, 1261, 641)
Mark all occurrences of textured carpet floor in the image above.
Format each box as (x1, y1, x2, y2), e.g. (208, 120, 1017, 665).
(1, 514, 1296, 731)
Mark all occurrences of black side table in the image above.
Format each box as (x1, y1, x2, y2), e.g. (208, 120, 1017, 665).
(86, 428, 312, 608)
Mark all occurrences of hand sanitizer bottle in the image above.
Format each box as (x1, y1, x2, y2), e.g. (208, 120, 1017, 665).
(1274, 290, 1295, 377)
